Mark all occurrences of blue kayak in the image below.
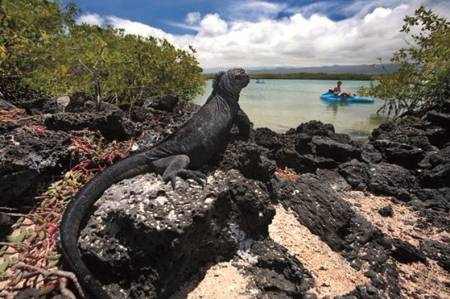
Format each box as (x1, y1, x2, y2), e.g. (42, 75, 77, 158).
(320, 91, 374, 103)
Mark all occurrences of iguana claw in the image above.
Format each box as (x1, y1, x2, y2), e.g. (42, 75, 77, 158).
(164, 170, 207, 189)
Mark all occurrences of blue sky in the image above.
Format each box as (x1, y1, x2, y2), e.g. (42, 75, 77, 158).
(64, 0, 358, 34)
(64, 0, 450, 69)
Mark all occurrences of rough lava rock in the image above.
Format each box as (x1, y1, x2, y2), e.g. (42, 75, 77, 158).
(274, 148, 318, 174)
(370, 117, 435, 151)
(339, 160, 418, 201)
(372, 140, 425, 169)
(65, 92, 120, 113)
(312, 135, 361, 162)
(143, 95, 179, 112)
(45, 111, 141, 140)
(242, 239, 314, 298)
(0, 127, 71, 205)
(295, 120, 335, 136)
(420, 240, 450, 272)
(254, 128, 283, 152)
(217, 138, 277, 182)
(274, 174, 401, 298)
(426, 111, 450, 129)
(9, 96, 58, 115)
(0, 212, 14, 239)
(78, 170, 274, 298)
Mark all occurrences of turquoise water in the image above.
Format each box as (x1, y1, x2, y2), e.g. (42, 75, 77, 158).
(194, 79, 385, 137)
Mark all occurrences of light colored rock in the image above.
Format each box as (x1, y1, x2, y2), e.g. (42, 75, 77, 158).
(56, 95, 70, 112)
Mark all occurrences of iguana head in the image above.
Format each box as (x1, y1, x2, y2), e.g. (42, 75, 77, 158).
(213, 68, 250, 97)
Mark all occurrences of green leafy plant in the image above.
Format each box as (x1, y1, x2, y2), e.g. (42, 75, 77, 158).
(0, 0, 204, 103)
(359, 6, 450, 117)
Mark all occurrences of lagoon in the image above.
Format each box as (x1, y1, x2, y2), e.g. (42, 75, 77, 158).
(194, 79, 385, 138)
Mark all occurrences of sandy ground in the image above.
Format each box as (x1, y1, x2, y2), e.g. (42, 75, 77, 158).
(269, 204, 369, 297)
(343, 191, 450, 247)
(180, 193, 450, 299)
(171, 262, 256, 299)
(175, 204, 370, 299)
(343, 191, 450, 299)
(397, 260, 450, 299)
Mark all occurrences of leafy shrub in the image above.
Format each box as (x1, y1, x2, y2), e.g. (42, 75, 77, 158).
(359, 6, 449, 117)
(0, 0, 204, 103)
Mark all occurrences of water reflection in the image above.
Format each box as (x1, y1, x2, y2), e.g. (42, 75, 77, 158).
(194, 79, 386, 137)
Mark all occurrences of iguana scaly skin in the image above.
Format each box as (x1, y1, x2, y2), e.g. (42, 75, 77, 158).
(59, 68, 250, 298)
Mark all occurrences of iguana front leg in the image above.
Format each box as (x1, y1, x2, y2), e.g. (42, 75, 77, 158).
(235, 108, 252, 139)
(153, 155, 206, 188)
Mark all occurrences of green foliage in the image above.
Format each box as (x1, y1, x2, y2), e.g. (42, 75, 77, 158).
(0, 0, 204, 103)
(359, 6, 450, 116)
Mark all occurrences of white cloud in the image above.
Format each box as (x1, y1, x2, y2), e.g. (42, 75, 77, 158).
(76, 0, 450, 69)
(186, 11, 201, 24)
(76, 14, 176, 42)
(229, 0, 287, 20)
(106, 16, 174, 42)
(76, 13, 104, 26)
(363, 7, 392, 23)
(198, 14, 228, 37)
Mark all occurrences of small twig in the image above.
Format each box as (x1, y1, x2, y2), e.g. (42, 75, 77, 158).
(0, 207, 19, 211)
(59, 277, 77, 299)
(0, 242, 27, 250)
(2, 212, 29, 217)
(13, 262, 85, 298)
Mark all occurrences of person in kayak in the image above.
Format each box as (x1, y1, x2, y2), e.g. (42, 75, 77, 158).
(329, 81, 352, 97)
(332, 81, 342, 94)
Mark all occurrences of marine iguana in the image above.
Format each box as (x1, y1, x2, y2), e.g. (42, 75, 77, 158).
(59, 68, 251, 298)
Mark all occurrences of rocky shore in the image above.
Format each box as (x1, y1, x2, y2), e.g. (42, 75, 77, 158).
(0, 93, 449, 298)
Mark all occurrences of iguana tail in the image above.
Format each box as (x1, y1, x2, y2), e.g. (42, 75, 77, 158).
(59, 152, 155, 298)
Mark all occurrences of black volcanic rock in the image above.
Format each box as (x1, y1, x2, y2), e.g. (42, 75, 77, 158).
(420, 240, 450, 272)
(425, 127, 450, 148)
(218, 140, 277, 182)
(391, 239, 427, 264)
(143, 95, 179, 112)
(9, 96, 58, 115)
(0, 212, 14, 239)
(418, 146, 450, 188)
(0, 98, 17, 110)
(274, 174, 400, 296)
(339, 161, 417, 201)
(338, 285, 386, 299)
(370, 116, 436, 152)
(426, 111, 450, 129)
(244, 239, 314, 298)
(79, 170, 274, 298)
(296, 120, 334, 136)
(378, 205, 394, 217)
(312, 135, 361, 162)
(255, 127, 283, 151)
(367, 162, 418, 201)
(274, 148, 318, 174)
(420, 164, 450, 188)
(360, 143, 383, 164)
(65, 92, 120, 113)
(0, 128, 71, 205)
(338, 160, 371, 190)
(413, 188, 450, 212)
(294, 133, 313, 155)
(45, 111, 141, 140)
(372, 140, 425, 169)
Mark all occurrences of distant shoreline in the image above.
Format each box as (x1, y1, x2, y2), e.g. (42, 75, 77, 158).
(203, 72, 376, 81)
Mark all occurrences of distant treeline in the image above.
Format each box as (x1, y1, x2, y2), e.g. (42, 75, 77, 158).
(204, 72, 374, 80)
